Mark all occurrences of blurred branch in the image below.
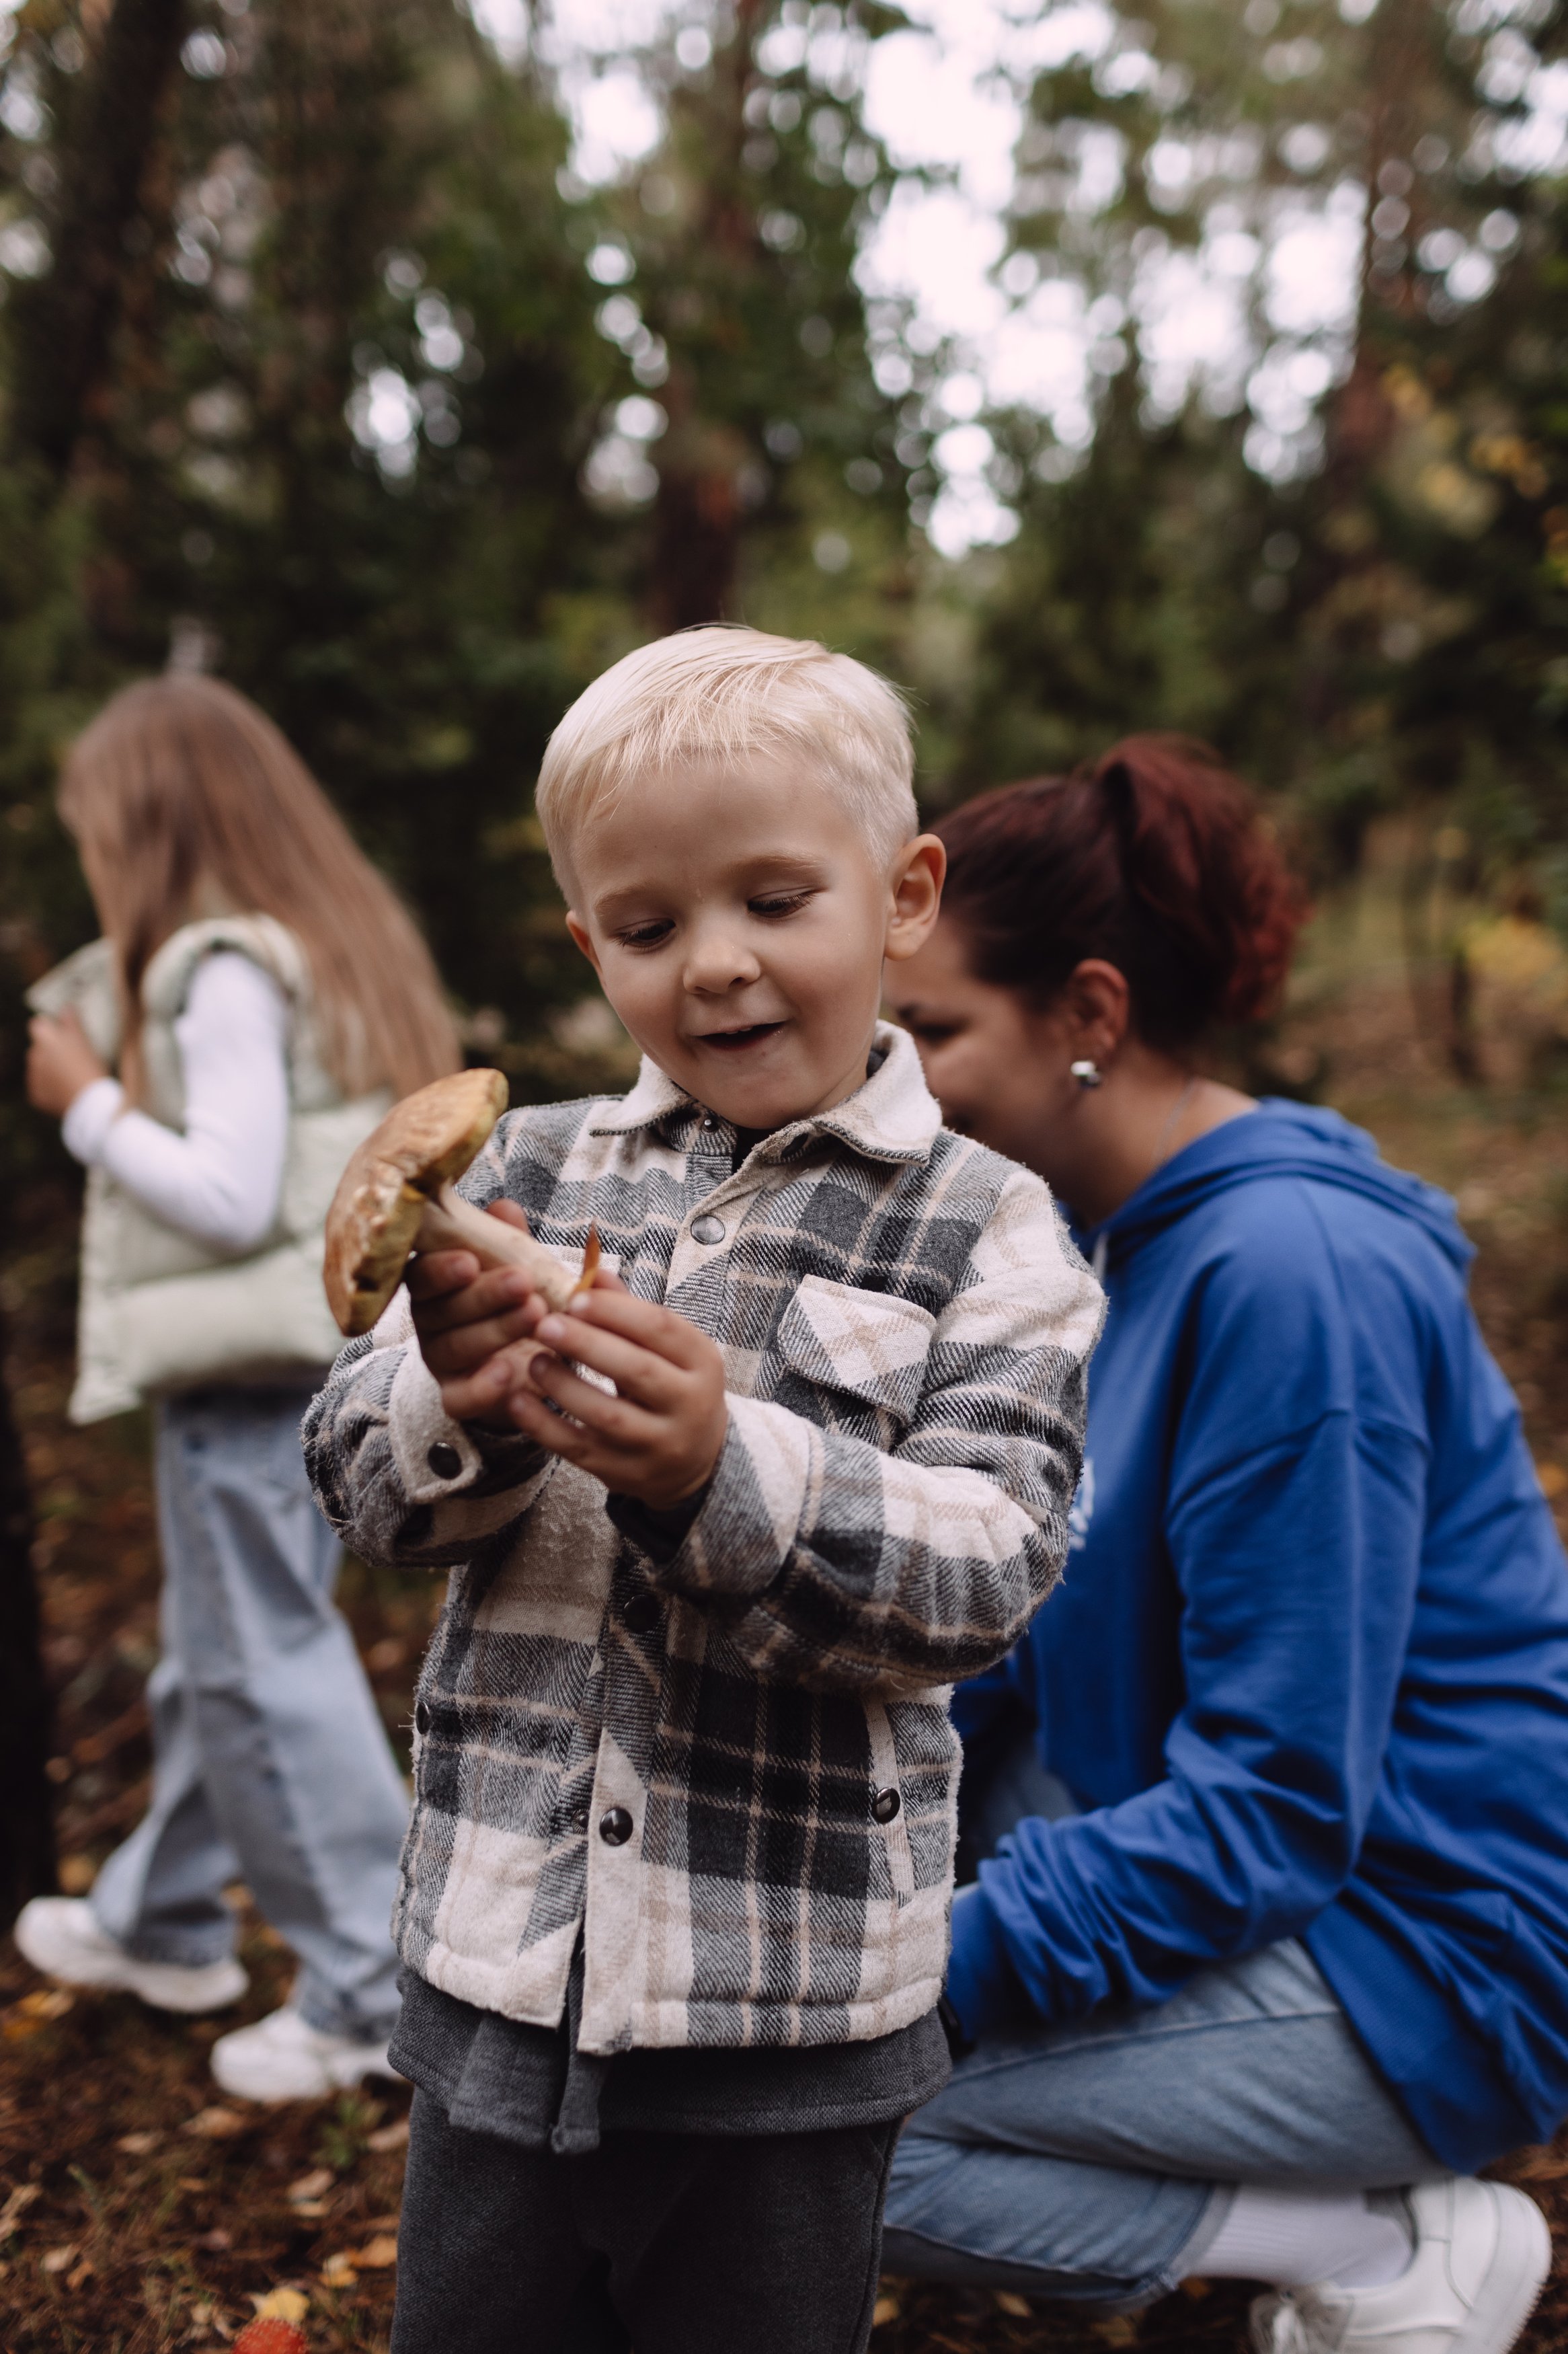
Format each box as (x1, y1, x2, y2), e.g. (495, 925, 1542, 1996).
(7, 0, 188, 475)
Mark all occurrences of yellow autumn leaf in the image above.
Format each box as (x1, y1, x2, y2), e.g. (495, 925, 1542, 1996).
(250, 2287, 310, 2322)
(320, 2252, 358, 2289)
(354, 2234, 398, 2269)
(185, 2106, 247, 2139)
(871, 2293, 900, 2326)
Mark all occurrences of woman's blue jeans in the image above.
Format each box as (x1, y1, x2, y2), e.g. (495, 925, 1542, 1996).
(89, 1388, 409, 2040)
(881, 1745, 1442, 2310)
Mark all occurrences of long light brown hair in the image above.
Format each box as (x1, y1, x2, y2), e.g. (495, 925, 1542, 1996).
(58, 675, 461, 1100)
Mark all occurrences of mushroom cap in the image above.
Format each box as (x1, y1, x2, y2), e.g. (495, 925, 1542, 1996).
(323, 1067, 508, 1336)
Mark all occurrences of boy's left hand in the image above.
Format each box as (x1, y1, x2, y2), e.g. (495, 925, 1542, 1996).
(506, 1281, 728, 1512)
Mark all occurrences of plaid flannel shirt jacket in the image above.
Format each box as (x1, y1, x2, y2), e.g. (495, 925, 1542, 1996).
(303, 1024, 1103, 2059)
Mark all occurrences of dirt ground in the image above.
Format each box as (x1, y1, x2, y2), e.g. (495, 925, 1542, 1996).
(5, 893, 1568, 2353)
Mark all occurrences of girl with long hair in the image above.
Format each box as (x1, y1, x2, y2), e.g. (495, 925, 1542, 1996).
(17, 674, 461, 2102)
(879, 738, 1566, 2354)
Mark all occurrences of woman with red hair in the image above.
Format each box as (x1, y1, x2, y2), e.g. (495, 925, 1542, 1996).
(881, 739, 1568, 2353)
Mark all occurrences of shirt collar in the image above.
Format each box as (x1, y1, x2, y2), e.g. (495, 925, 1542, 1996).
(587, 1020, 941, 1166)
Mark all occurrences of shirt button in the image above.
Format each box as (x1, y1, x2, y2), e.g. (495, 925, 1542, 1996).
(414, 1700, 432, 1735)
(691, 1215, 726, 1245)
(427, 1442, 462, 1479)
(568, 1805, 590, 1835)
(871, 1786, 902, 1825)
(623, 1591, 662, 1635)
(702, 1114, 719, 1131)
(598, 1806, 635, 1846)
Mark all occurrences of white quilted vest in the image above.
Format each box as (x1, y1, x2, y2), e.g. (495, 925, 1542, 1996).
(29, 916, 390, 1425)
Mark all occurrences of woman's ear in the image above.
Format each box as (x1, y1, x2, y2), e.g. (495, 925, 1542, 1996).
(1062, 958, 1131, 1067)
(564, 911, 602, 973)
(884, 835, 947, 963)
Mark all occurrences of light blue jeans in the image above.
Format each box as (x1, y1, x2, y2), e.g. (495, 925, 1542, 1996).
(881, 1745, 1442, 2310)
(90, 1388, 408, 2039)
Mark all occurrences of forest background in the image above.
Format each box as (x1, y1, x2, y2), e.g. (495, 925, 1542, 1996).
(3, 0, 1563, 1921)
(5, 1, 1568, 2341)
(5, 0, 1568, 1946)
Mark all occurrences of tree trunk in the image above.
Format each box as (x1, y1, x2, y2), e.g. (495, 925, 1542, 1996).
(7, 0, 188, 473)
(0, 1322, 53, 1930)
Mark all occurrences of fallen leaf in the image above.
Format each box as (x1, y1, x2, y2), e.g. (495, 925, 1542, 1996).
(1090, 2321, 1137, 2347)
(186, 2106, 247, 2139)
(179, 2176, 208, 2191)
(320, 2251, 358, 2288)
(3, 1989, 75, 2039)
(202, 2228, 233, 2252)
(354, 2234, 398, 2269)
(0, 2182, 42, 2234)
(41, 2243, 79, 2274)
(1181, 2275, 1212, 2299)
(365, 2116, 409, 2154)
(67, 2257, 94, 2290)
(56, 1853, 95, 1894)
(289, 2200, 327, 2220)
(116, 2131, 159, 2156)
(233, 2320, 309, 2354)
(871, 2293, 900, 2327)
(247, 2285, 310, 2322)
(994, 2291, 1033, 2317)
(287, 2168, 334, 2205)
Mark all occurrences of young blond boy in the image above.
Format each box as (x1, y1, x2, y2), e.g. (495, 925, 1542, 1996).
(304, 628, 1103, 2354)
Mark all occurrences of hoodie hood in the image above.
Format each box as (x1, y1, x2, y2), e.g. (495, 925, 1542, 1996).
(1083, 1098, 1472, 1276)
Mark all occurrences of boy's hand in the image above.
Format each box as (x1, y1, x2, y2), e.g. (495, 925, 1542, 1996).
(509, 1287, 728, 1511)
(28, 1010, 108, 1118)
(407, 1201, 558, 1431)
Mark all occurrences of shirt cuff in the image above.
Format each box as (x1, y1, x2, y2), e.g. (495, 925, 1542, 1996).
(61, 1075, 124, 1166)
(943, 1880, 1030, 2043)
(605, 1482, 710, 1561)
(619, 1394, 814, 1602)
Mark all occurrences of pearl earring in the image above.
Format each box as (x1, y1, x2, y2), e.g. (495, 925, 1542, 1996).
(1070, 1060, 1103, 1090)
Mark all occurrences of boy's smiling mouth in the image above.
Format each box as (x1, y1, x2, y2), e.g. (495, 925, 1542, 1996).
(694, 1021, 787, 1052)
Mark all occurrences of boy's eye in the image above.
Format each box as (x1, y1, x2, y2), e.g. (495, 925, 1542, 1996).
(908, 1020, 961, 1047)
(617, 919, 674, 950)
(749, 890, 814, 919)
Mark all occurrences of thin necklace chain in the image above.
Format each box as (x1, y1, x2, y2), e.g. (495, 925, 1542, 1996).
(1150, 1073, 1200, 1172)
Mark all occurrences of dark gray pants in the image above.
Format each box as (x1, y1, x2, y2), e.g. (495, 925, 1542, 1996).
(391, 2086, 900, 2354)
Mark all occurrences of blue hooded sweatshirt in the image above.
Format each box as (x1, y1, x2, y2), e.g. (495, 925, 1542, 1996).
(946, 1100, 1568, 2174)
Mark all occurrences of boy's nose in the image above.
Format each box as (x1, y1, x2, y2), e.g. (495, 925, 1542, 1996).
(682, 930, 763, 993)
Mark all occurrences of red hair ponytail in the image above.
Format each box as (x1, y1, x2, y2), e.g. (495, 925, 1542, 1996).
(936, 736, 1306, 1054)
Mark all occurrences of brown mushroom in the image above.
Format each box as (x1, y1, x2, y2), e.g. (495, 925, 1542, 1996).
(323, 1067, 599, 1337)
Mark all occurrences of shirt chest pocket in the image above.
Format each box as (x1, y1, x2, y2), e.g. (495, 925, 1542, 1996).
(775, 1276, 936, 1438)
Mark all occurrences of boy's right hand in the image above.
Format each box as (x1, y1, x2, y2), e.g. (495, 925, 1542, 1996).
(406, 1200, 552, 1431)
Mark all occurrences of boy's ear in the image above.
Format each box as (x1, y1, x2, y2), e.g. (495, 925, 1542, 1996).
(564, 912, 602, 973)
(884, 835, 946, 964)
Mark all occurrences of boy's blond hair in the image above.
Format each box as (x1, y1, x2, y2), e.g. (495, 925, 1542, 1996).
(535, 626, 917, 888)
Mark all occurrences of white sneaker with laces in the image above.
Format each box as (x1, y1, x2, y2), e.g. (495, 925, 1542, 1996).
(13, 1896, 248, 2015)
(1249, 2176, 1550, 2354)
(210, 2003, 399, 2102)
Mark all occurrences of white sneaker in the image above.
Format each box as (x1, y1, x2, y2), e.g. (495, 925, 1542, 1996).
(210, 2004, 399, 2101)
(13, 1896, 248, 2015)
(1249, 2176, 1550, 2354)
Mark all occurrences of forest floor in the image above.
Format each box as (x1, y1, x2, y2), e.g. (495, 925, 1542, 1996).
(5, 880, 1568, 2353)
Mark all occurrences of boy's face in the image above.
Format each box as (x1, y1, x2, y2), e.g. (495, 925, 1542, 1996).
(563, 756, 944, 1130)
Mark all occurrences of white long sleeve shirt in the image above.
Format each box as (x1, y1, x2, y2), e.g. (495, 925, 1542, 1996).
(62, 951, 290, 1255)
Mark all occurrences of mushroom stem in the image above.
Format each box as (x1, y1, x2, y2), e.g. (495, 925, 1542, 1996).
(414, 1186, 588, 1314)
